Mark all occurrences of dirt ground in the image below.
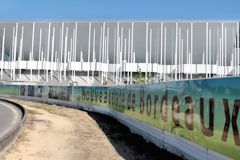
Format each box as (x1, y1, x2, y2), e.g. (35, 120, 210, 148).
(1, 99, 123, 160)
(1, 99, 181, 160)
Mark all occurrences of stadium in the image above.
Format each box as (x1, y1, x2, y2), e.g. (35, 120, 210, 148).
(0, 20, 240, 160)
(0, 21, 239, 85)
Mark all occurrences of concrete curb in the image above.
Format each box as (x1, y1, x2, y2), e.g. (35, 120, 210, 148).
(0, 98, 27, 155)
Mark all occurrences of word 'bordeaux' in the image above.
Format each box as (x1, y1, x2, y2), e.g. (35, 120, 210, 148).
(81, 88, 240, 146)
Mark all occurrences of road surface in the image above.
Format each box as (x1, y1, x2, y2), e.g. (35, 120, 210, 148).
(0, 100, 22, 138)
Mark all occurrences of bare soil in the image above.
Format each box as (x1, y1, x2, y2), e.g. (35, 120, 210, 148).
(1, 99, 182, 160)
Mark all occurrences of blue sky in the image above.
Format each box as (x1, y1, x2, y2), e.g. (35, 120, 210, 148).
(0, 0, 240, 20)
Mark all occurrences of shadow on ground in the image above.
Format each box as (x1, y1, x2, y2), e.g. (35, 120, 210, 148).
(87, 112, 183, 160)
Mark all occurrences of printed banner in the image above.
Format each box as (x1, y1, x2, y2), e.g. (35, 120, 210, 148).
(73, 77, 240, 159)
(0, 77, 239, 159)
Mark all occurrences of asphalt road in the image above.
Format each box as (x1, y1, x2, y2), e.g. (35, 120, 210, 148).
(0, 100, 22, 138)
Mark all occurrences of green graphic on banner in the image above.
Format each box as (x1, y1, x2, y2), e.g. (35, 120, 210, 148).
(0, 84, 19, 95)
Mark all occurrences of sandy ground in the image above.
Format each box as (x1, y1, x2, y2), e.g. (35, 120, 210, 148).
(1, 99, 123, 160)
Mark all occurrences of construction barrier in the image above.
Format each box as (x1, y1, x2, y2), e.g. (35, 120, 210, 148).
(1, 76, 240, 159)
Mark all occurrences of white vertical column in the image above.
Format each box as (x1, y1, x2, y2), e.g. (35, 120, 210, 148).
(202, 52, 205, 64)
(74, 22, 77, 82)
(99, 26, 102, 83)
(220, 37, 222, 76)
(115, 22, 119, 84)
(231, 53, 234, 76)
(80, 51, 83, 63)
(164, 27, 167, 81)
(1, 28, 5, 79)
(181, 39, 183, 80)
(130, 22, 134, 84)
(238, 22, 240, 76)
(46, 22, 51, 82)
(123, 37, 127, 81)
(180, 38, 182, 80)
(41, 50, 43, 72)
(206, 22, 208, 78)
(233, 28, 236, 76)
(70, 30, 74, 80)
(102, 22, 106, 84)
(67, 49, 70, 74)
(221, 22, 224, 77)
(209, 29, 212, 77)
(123, 37, 127, 64)
(19, 26, 24, 79)
(64, 27, 68, 81)
(216, 29, 219, 76)
(69, 38, 72, 77)
(103, 36, 106, 81)
(224, 27, 227, 77)
(175, 22, 178, 80)
(11, 27, 15, 80)
(156, 25, 159, 80)
(13, 23, 18, 80)
(178, 27, 181, 79)
(55, 51, 58, 81)
(186, 28, 189, 79)
(145, 22, 148, 82)
(171, 33, 174, 80)
(127, 28, 130, 84)
(60, 22, 64, 82)
(38, 28, 42, 80)
(30, 22, 35, 81)
(87, 22, 91, 81)
(190, 22, 193, 79)
(217, 31, 220, 77)
(119, 27, 123, 83)
(51, 27, 55, 80)
(149, 28, 152, 74)
(181, 34, 184, 80)
(92, 28, 96, 79)
(106, 27, 110, 82)
(160, 22, 163, 80)
(189, 52, 191, 77)
(113, 27, 116, 83)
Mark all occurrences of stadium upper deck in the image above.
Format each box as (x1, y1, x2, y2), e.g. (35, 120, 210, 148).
(0, 21, 239, 85)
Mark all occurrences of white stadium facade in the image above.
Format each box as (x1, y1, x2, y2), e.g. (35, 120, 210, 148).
(0, 21, 239, 85)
